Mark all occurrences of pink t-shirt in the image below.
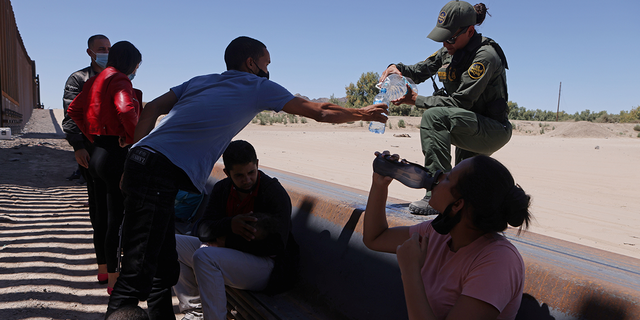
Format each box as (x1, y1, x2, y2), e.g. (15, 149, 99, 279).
(409, 221, 524, 320)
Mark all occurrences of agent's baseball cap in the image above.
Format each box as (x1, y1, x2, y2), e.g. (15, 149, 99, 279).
(427, 1, 477, 42)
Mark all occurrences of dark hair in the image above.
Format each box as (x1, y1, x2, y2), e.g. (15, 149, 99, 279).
(223, 140, 258, 170)
(107, 41, 142, 75)
(455, 155, 531, 234)
(106, 306, 149, 320)
(87, 34, 108, 49)
(224, 36, 267, 71)
(474, 3, 490, 26)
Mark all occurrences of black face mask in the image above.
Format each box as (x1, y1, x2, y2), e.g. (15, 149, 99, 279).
(255, 66, 269, 79)
(431, 199, 463, 235)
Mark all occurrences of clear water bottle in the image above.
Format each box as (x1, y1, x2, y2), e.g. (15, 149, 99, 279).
(382, 74, 418, 101)
(372, 154, 442, 190)
(369, 89, 388, 134)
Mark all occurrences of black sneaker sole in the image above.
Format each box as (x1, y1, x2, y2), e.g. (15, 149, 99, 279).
(408, 203, 439, 216)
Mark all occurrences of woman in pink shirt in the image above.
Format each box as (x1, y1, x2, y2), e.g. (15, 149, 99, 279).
(364, 153, 531, 320)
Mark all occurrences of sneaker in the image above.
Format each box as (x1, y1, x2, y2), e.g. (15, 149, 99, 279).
(181, 309, 203, 320)
(408, 195, 439, 216)
(66, 170, 81, 181)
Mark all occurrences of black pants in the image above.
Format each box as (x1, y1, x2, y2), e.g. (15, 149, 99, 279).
(89, 136, 129, 274)
(106, 147, 198, 320)
(80, 143, 108, 266)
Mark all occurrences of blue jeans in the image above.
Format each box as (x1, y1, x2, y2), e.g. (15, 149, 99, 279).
(106, 147, 198, 320)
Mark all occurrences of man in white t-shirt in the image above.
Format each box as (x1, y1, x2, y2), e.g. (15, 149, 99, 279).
(106, 36, 388, 319)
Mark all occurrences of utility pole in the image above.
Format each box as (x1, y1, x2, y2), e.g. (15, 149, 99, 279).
(556, 82, 561, 122)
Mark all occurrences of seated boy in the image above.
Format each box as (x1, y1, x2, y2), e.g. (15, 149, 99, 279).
(174, 140, 298, 320)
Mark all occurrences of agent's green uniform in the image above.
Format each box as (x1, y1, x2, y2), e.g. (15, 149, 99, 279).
(395, 32, 511, 175)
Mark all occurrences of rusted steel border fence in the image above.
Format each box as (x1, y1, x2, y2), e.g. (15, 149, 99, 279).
(208, 164, 640, 320)
(0, 0, 40, 134)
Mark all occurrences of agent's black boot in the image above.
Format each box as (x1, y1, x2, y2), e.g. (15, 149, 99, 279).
(408, 193, 439, 216)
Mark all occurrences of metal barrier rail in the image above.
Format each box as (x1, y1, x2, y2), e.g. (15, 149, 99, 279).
(210, 164, 640, 320)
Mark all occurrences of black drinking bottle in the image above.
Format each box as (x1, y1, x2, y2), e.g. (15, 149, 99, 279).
(372, 155, 442, 190)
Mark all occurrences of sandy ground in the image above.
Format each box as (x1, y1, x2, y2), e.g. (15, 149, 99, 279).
(0, 110, 182, 319)
(1, 109, 639, 319)
(236, 115, 640, 260)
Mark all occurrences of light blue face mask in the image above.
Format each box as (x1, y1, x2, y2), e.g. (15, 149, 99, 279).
(91, 50, 108, 69)
(128, 73, 136, 81)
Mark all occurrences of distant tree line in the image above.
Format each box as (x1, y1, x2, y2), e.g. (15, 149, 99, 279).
(344, 72, 640, 123)
(507, 102, 640, 123)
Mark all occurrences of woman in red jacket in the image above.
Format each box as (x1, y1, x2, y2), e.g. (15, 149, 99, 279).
(68, 41, 142, 294)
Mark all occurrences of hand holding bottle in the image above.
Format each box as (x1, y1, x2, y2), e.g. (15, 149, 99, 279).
(372, 150, 442, 190)
(390, 83, 418, 106)
(379, 64, 403, 83)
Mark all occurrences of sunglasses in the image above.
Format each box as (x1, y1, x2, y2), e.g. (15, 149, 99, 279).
(445, 26, 469, 44)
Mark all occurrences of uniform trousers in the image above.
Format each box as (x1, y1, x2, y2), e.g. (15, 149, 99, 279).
(420, 106, 512, 176)
(106, 147, 198, 320)
(174, 234, 274, 320)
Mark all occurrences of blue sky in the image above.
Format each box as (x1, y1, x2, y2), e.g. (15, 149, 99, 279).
(11, 0, 640, 115)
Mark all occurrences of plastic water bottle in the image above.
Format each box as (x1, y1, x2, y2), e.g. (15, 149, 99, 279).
(368, 89, 388, 134)
(369, 74, 418, 134)
(372, 154, 442, 190)
(382, 74, 418, 101)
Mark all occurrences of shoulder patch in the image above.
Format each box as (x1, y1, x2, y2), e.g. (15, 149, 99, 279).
(438, 11, 446, 24)
(428, 51, 438, 59)
(468, 62, 486, 80)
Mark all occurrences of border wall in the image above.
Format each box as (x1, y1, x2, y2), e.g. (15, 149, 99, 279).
(0, 0, 40, 135)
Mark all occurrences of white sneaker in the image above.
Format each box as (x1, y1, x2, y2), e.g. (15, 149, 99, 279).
(181, 309, 203, 320)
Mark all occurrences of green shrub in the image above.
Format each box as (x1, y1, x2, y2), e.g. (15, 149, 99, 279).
(398, 119, 406, 128)
(301, 117, 307, 124)
(634, 124, 640, 131)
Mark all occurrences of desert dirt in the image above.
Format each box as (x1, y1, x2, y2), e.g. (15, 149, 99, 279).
(1, 108, 639, 319)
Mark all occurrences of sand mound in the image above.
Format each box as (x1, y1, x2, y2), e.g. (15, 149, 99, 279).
(546, 121, 619, 138)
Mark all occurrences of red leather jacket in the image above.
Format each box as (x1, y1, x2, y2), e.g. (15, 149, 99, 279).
(68, 66, 142, 145)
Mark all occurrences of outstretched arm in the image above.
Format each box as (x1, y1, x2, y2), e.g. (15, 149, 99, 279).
(363, 171, 411, 253)
(282, 97, 388, 124)
(133, 90, 178, 143)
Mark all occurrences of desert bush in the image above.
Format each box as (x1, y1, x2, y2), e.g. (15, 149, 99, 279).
(398, 119, 406, 128)
(620, 106, 640, 123)
(634, 124, 640, 131)
(253, 112, 307, 125)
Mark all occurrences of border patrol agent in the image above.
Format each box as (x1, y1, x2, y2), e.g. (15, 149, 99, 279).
(380, 0, 511, 215)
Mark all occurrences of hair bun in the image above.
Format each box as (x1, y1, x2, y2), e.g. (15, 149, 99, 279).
(502, 184, 531, 227)
(474, 3, 490, 25)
